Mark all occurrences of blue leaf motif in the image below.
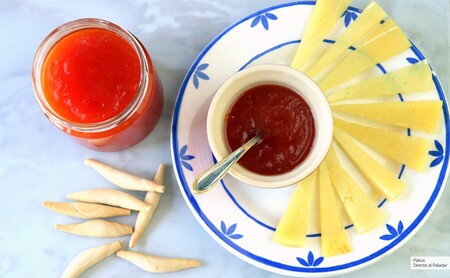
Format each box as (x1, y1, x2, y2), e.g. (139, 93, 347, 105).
(181, 161, 193, 171)
(250, 13, 278, 30)
(307, 251, 314, 266)
(226, 223, 237, 235)
(261, 15, 269, 30)
(195, 70, 209, 80)
(398, 221, 404, 234)
(251, 15, 261, 27)
(344, 12, 352, 27)
(192, 63, 209, 89)
(386, 224, 398, 237)
(296, 251, 324, 267)
(297, 257, 309, 267)
(179, 145, 187, 157)
(344, 11, 358, 27)
(193, 75, 199, 89)
(179, 145, 195, 171)
(430, 156, 444, 167)
(429, 140, 444, 167)
(429, 150, 441, 156)
(435, 140, 444, 153)
(407, 57, 420, 64)
(265, 13, 278, 20)
(229, 234, 243, 239)
(380, 234, 397, 241)
(181, 155, 195, 161)
(313, 256, 324, 266)
(196, 63, 209, 71)
(220, 221, 227, 234)
(220, 221, 243, 240)
(380, 221, 404, 241)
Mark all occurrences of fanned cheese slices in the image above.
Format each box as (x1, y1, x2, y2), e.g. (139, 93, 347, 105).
(318, 163, 351, 257)
(291, 0, 352, 72)
(325, 144, 385, 233)
(319, 18, 412, 91)
(332, 100, 443, 133)
(273, 172, 317, 247)
(307, 1, 388, 80)
(333, 127, 406, 201)
(333, 117, 432, 172)
(272, 0, 443, 259)
(327, 61, 434, 101)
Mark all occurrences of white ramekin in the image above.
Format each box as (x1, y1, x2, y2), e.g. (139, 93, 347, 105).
(207, 64, 333, 188)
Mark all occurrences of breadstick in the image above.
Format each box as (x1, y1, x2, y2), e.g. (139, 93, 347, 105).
(67, 188, 151, 212)
(116, 250, 201, 273)
(55, 219, 133, 237)
(42, 201, 131, 218)
(85, 158, 165, 193)
(129, 164, 165, 248)
(61, 240, 121, 278)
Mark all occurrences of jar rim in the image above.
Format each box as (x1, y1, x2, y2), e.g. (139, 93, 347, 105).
(31, 18, 150, 133)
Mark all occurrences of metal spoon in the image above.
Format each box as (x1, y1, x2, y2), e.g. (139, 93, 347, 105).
(192, 135, 261, 194)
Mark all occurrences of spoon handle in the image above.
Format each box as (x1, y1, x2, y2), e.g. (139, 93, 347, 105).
(192, 135, 260, 194)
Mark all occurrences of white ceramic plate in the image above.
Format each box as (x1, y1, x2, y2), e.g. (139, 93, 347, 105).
(171, 2, 449, 276)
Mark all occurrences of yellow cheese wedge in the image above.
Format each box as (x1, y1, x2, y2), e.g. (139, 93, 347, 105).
(332, 101, 443, 133)
(354, 17, 397, 47)
(291, 0, 352, 72)
(333, 117, 432, 172)
(325, 144, 385, 233)
(319, 163, 351, 257)
(327, 61, 434, 102)
(273, 172, 317, 247)
(333, 127, 406, 201)
(319, 18, 412, 92)
(307, 1, 388, 79)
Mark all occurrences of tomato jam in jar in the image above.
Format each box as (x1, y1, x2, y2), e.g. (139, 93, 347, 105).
(225, 84, 316, 175)
(32, 18, 163, 151)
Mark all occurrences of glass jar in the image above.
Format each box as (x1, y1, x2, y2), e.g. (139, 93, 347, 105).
(32, 18, 163, 151)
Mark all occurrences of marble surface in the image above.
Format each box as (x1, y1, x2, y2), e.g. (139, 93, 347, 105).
(0, 0, 449, 277)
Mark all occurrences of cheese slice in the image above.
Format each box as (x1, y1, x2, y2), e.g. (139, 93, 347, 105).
(333, 117, 432, 172)
(319, 18, 412, 92)
(332, 101, 443, 133)
(354, 17, 397, 47)
(333, 127, 406, 201)
(328, 61, 434, 102)
(307, 1, 387, 79)
(319, 163, 351, 257)
(273, 172, 317, 247)
(325, 143, 385, 233)
(291, 0, 352, 72)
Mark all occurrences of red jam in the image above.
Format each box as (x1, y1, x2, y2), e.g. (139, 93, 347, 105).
(35, 20, 163, 152)
(225, 84, 315, 175)
(42, 28, 141, 123)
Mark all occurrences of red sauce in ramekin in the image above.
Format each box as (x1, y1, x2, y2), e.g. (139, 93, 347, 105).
(225, 84, 315, 175)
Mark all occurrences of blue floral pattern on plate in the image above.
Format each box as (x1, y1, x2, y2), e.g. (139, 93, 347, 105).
(342, 10, 358, 27)
(429, 140, 444, 167)
(297, 251, 324, 267)
(179, 145, 195, 171)
(251, 12, 278, 30)
(380, 221, 404, 241)
(221, 221, 243, 239)
(193, 63, 210, 89)
(406, 57, 420, 64)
